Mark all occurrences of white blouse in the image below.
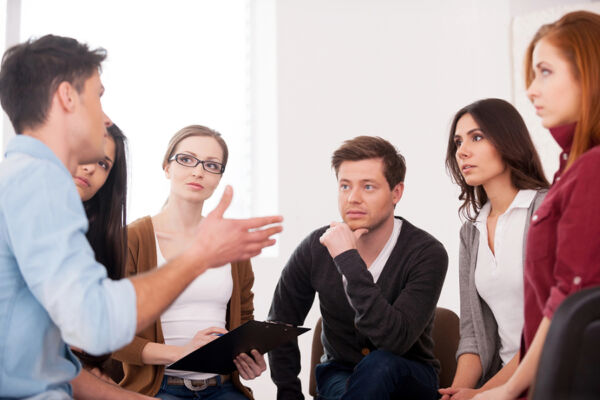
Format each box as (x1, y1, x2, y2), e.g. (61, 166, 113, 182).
(474, 189, 536, 365)
(155, 233, 233, 379)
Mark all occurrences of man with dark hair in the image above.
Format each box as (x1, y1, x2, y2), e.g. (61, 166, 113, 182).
(269, 136, 448, 399)
(0, 35, 281, 399)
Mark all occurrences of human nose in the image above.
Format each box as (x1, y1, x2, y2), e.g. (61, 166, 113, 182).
(191, 162, 206, 177)
(81, 163, 96, 174)
(103, 112, 112, 128)
(526, 79, 539, 103)
(347, 187, 362, 203)
(456, 141, 470, 159)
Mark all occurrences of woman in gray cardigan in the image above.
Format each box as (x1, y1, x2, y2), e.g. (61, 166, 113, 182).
(439, 99, 549, 400)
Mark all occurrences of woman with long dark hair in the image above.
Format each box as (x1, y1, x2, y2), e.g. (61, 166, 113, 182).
(71, 123, 128, 377)
(439, 99, 548, 400)
(473, 11, 600, 400)
(79, 123, 128, 280)
(68, 124, 155, 399)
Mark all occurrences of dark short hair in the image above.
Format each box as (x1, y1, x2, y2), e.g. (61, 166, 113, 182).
(0, 34, 106, 133)
(331, 136, 406, 189)
(445, 98, 549, 220)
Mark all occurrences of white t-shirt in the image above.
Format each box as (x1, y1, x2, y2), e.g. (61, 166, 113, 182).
(474, 189, 536, 365)
(155, 234, 233, 379)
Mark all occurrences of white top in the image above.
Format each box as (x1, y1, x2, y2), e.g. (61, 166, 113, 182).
(343, 218, 402, 305)
(474, 189, 536, 365)
(155, 233, 233, 379)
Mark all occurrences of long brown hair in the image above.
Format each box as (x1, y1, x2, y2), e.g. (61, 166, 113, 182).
(446, 98, 549, 220)
(525, 11, 600, 170)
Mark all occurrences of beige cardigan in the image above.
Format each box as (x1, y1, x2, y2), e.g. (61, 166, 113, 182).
(112, 216, 254, 398)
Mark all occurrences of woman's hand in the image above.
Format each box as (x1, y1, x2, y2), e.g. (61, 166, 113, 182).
(439, 387, 482, 400)
(233, 349, 267, 380)
(472, 384, 514, 400)
(178, 327, 228, 361)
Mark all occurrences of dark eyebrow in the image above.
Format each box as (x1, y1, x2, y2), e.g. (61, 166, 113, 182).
(454, 128, 483, 139)
(104, 155, 113, 164)
(338, 178, 377, 184)
(100, 85, 105, 96)
(180, 151, 222, 162)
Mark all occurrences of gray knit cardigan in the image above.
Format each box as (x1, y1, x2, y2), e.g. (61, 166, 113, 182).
(456, 190, 547, 387)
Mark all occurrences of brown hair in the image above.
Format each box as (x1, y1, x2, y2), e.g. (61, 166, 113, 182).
(525, 11, 600, 170)
(162, 125, 228, 171)
(331, 136, 406, 189)
(0, 34, 106, 133)
(446, 98, 549, 220)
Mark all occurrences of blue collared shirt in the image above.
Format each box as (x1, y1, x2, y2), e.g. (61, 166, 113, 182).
(0, 135, 136, 398)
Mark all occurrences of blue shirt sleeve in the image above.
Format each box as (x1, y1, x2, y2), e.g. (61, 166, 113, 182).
(2, 157, 136, 355)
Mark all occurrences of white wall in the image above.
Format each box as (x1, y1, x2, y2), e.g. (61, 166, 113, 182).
(246, 0, 594, 398)
(0, 1, 594, 398)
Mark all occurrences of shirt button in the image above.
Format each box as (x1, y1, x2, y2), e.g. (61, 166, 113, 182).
(532, 215, 538, 221)
(573, 276, 582, 285)
(562, 153, 568, 160)
(361, 348, 370, 356)
(556, 177, 561, 181)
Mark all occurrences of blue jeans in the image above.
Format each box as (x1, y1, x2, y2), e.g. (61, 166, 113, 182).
(315, 350, 438, 400)
(156, 375, 247, 400)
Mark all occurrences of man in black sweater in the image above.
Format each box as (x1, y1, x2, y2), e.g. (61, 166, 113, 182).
(268, 136, 448, 399)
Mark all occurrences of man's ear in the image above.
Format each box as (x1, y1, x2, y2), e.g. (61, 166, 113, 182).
(391, 182, 404, 205)
(55, 81, 77, 113)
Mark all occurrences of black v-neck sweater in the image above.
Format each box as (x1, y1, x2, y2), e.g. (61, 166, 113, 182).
(268, 217, 448, 399)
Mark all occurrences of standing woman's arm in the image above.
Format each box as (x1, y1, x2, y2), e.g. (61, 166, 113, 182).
(475, 155, 600, 400)
(472, 318, 549, 400)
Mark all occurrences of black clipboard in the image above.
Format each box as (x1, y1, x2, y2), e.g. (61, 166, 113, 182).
(168, 320, 310, 374)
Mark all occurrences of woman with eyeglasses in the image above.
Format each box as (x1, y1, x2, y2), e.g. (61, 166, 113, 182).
(113, 125, 263, 399)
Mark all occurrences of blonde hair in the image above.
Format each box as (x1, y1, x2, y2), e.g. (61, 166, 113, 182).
(162, 125, 228, 171)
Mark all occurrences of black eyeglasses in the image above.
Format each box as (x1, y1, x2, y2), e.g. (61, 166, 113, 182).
(169, 153, 225, 174)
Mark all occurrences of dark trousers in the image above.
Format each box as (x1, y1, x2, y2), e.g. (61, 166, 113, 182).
(315, 350, 438, 400)
(156, 375, 246, 400)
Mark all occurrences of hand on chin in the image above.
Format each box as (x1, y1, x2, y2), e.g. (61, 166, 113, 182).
(344, 219, 369, 232)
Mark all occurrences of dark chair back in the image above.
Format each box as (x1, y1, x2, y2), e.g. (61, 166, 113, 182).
(432, 307, 460, 388)
(309, 317, 323, 397)
(530, 286, 600, 400)
(308, 307, 460, 398)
